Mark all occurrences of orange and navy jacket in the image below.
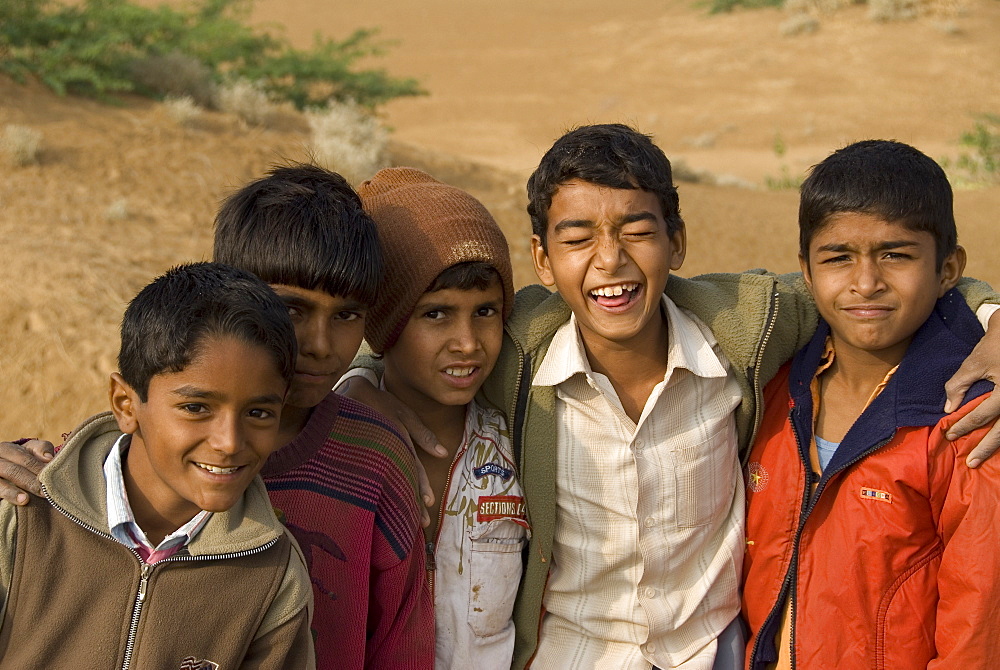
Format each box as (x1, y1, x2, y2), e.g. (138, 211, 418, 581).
(742, 290, 1000, 670)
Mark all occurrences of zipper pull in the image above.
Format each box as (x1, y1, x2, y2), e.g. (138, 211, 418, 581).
(425, 541, 436, 571)
(137, 563, 153, 602)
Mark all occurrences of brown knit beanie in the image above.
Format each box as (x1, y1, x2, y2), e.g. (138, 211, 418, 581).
(358, 167, 514, 353)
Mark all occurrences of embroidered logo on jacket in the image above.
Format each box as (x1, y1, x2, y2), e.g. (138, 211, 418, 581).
(747, 462, 769, 493)
(860, 487, 892, 503)
(473, 462, 513, 481)
(180, 658, 219, 670)
(477, 495, 527, 523)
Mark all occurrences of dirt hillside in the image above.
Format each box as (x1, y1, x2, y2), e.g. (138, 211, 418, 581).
(2, 0, 999, 441)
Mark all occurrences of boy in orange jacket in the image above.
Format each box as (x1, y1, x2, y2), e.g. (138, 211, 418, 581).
(742, 140, 1000, 669)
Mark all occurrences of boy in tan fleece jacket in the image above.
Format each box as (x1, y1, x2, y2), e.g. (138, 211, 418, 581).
(0, 262, 314, 669)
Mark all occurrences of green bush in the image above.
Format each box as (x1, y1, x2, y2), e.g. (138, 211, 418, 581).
(956, 115, 1000, 181)
(706, 0, 784, 14)
(0, 0, 423, 108)
(941, 115, 1000, 186)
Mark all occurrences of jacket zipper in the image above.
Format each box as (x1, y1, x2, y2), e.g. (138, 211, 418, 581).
(747, 411, 894, 669)
(425, 445, 464, 598)
(41, 484, 278, 669)
(746, 287, 780, 456)
(505, 321, 528, 471)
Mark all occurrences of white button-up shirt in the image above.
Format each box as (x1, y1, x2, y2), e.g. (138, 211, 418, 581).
(530, 295, 745, 670)
(431, 399, 529, 670)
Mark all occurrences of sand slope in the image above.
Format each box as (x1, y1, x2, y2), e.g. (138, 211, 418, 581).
(2, 0, 998, 440)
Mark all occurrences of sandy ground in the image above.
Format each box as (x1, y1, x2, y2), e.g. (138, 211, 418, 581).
(2, 0, 999, 441)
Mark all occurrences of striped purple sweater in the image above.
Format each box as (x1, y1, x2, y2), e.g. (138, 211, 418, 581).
(262, 392, 434, 670)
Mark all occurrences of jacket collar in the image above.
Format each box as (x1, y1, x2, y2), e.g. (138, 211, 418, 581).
(788, 288, 993, 474)
(43, 412, 284, 557)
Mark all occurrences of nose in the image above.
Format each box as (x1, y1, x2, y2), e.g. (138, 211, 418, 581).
(448, 318, 480, 355)
(297, 316, 332, 360)
(852, 257, 887, 298)
(594, 231, 625, 274)
(211, 413, 244, 456)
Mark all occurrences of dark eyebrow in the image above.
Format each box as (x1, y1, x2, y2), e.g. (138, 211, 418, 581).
(620, 211, 659, 225)
(335, 298, 367, 312)
(553, 211, 658, 233)
(171, 386, 216, 399)
(273, 293, 313, 309)
(170, 386, 283, 405)
(553, 219, 593, 233)
(816, 240, 920, 253)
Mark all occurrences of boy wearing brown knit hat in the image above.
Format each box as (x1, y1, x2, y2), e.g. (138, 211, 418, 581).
(350, 167, 527, 670)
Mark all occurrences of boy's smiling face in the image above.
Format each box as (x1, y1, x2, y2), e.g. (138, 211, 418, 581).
(111, 335, 288, 533)
(382, 280, 504, 418)
(531, 179, 685, 354)
(802, 212, 964, 362)
(270, 284, 368, 410)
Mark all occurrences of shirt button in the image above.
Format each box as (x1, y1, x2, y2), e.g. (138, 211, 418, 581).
(644, 516, 656, 528)
(646, 643, 656, 654)
(635, 439, 644, 449)
(644, 586, 657, 599)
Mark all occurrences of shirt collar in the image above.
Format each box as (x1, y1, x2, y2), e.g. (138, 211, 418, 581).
(533, 293, 729, 387)
(814, 336, 899, 410)
(104, 433, 212, 561)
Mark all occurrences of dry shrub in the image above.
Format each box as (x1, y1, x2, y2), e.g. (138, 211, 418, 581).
(307, 100, 388, 185)
(129, 52, 217, 107)
(163, 95, 202, 126)
(780, 13, 821, 35)
(105, 198, 131, 221)
(2, 125, 43, 167)
(216, 79, 276, 127)
(868, 0, 920, 20)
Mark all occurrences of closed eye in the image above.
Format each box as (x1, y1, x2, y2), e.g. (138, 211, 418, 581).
(819, 254, 850, 264)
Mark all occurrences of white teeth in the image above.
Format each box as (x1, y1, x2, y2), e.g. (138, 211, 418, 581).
(445, 367, 475, 378)
(196, 462, 240, 475)
(591, 283, 638, 297)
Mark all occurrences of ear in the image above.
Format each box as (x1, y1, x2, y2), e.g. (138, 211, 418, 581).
(109, 373, 140, 435)
(668, 225, 687, 271)
(531, 235, 556, 287)
(798, 253, 814, 294)
(937, 245, 966, 297)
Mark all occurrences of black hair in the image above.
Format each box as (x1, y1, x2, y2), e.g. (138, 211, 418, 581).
(526, 124, 683, 247)
(425, 261, 501, 294)
(213, 163, 382, 305)
(799, 139, 956, 269)
(118, 262, 297, 402)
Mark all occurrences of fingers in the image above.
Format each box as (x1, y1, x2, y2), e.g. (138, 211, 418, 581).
(396, 405, 447, 459)
(415, 462, 434, 529)
(966, 425, 1000, 468)
(946, 392, 1000, 442)
(20, 439, 55, 467)
(964, 422, 1000, 469)
(944, 366, 984, 414)
(0, 440, 54, 502)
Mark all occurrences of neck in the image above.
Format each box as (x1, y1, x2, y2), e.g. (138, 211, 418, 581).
(825, 336, 908, 393)
(383, 376, 467, 457)
(276, 404, 313, 448)
(578, 309, 670, 423)
(123, 441, 194, 547)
